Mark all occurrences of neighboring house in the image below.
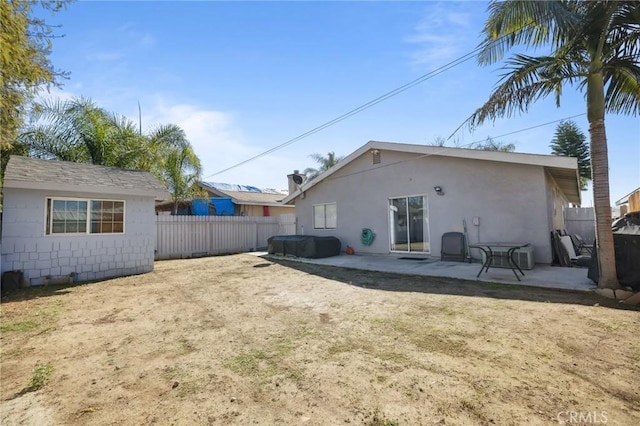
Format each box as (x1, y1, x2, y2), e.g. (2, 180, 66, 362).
(282, 141, 581, 264)
(1, 156, 169, 286)
(615, 187, 640, 216)
(198, 182, 294, 217)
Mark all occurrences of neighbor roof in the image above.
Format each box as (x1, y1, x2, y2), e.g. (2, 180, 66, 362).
(200, 182, 292, 207)
(3, 156, 169, 200)
(282, 140, 581, 204)
(615, 187, 640, 206)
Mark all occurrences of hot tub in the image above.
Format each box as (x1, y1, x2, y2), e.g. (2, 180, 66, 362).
(267, 235, 341, 259)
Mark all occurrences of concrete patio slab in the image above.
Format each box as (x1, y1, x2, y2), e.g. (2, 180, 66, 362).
(261, 252, 597, 292)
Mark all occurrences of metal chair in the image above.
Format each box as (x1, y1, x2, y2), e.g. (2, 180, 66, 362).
(573, 234, 594, 255)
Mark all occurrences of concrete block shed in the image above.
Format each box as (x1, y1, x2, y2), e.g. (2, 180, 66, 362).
(1, 156, 169, 286)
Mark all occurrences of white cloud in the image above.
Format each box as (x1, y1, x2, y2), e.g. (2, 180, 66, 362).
(139, 34, 155, 48)
(405, 3, 473, 69)
(35, 86, 79, 104)
(85, 51, 126, 62)
(30, 87, 298, 190)
(446, 11, 471, 28)
(142, 99, 295, 190)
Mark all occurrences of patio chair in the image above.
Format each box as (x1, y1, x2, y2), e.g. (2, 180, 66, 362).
(573, 234, 594, 255)
(441, 232, 466, 262)
(559, 235, 591, 267)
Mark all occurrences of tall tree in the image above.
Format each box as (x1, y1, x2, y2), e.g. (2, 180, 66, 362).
(428, 136, 447, 147)
(304, 151, 344, 180)
(146, 124, 203, 214)
(19, 97, 146, 168)
(18, 97, 203, 212)
(465, 0, 639, 289)
(161, 142, 202, 215)
(473, 137, 516, 152)
(550, 121, 591, 191)
(0, 0, 71, 150)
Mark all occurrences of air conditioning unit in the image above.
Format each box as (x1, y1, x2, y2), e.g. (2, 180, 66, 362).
(480, 245, 535, 270)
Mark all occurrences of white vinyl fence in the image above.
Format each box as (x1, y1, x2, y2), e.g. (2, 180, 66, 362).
(155, 213, 296, 260)
(564, 207, 595, 244)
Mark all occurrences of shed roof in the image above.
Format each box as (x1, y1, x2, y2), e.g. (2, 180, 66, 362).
(283, 140, 581, 204)
(3, 156, 169, 200)
(199, 182, 292, 207)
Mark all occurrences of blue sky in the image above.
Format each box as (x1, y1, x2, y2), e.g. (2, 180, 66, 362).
(41, 0, 639, 206)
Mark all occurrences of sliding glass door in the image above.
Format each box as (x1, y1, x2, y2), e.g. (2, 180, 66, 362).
(389, 195, 429, 253)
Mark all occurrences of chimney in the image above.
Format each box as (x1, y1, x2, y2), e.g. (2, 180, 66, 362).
(287, 170, 302, 195)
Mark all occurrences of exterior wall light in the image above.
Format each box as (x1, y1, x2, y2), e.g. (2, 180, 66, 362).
(434, 186, 444, 196)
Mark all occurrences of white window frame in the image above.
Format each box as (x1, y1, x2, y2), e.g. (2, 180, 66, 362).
(44, 197, 126, 236)
(313, 202, 337, 229)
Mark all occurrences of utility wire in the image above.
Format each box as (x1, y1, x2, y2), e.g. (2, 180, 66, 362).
(325, 112, 587, 182)
(203, 22, 555, 180)
(202, 46, 484, 180)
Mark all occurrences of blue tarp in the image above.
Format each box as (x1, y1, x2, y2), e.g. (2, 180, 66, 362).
(191, 199, 210, 216)
(209, 198, 235, 216)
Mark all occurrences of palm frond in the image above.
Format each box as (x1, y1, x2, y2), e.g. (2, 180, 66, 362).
(467, 54, 582, 128)
(602, 58, 640, 115)
(478, 0, 580, 65)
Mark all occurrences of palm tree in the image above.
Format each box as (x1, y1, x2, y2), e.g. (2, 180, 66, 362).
(19, 97, 144, 168)
(147, 125, 203, 214)
(304, 151, 344, 180)
(18, 96, 205, 214)
(465, 0, 639, 289)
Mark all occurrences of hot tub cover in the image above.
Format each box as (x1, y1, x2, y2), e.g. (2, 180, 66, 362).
(267, 235, 341, 259)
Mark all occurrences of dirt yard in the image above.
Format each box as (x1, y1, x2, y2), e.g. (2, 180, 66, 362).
(1, 254, 639, 425)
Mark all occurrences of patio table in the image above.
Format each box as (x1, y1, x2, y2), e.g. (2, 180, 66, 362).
(469, 242, 531, 281)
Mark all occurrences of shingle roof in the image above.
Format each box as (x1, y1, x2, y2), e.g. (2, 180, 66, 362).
(3, 156, 169, 200)
(214, 189, 288, 205)
(199, 182, 291, 207)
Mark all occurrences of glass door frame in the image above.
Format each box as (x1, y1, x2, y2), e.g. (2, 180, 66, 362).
(388, 193, 430, 254)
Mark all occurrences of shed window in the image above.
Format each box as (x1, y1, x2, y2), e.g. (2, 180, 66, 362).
(46, 198, 125, 235)
(313, 203, 337, 229)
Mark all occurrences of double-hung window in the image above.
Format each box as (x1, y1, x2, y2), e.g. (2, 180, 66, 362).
(46, 198, 125, 235)
(313, 203, 337, 229)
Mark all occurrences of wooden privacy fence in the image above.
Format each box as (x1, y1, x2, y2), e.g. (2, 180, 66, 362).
(155, 214, 296, 260)
(564, 207, 595, 244)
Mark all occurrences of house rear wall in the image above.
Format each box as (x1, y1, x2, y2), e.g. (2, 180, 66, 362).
(1, 188, 156, 285)
(294, 150, 555, 263)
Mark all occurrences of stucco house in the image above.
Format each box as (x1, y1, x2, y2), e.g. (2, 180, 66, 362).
(1, 156, 169, 286)
(615, 187, 640, 216)
(155, 182, 293, 216)
(198, 182, 294, 216)
(282, 141, 581, 264)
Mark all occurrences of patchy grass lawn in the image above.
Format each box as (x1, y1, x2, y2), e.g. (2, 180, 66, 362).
(1, 254, 639, 425)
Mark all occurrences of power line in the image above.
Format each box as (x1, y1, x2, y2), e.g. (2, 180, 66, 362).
(203, 21, 554, 180)
(472, 112, 586, 143)
(202, 46, 484, 180)
(325, 113, 587, 182)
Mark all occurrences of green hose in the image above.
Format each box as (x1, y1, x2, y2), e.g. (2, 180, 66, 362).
(361, 228, 375, 246)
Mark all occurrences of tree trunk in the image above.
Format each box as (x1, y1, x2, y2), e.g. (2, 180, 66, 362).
(589, 119, 619, 289)
(587, 63, 620, 289)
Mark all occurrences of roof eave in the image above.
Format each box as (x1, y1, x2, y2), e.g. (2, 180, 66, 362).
(237, 201, 293, 207)
(615, 187, 640, 206)
(283, 140, 582, 204)
(4, 179, 170, 201)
